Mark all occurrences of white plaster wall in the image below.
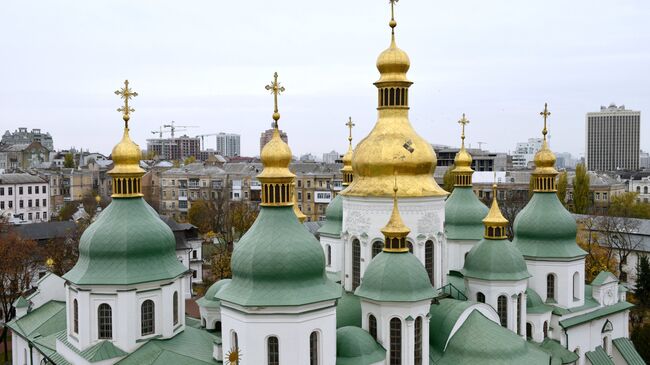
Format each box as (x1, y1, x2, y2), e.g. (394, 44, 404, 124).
(465, 278, 528, 335)
(26, 273, 65, 310)
(526, 311, 552, 343)
(562, 310, 630, 365)
(446, 238, 479, 273)
(341, 195, 445, 291)
(360, 299, 432, 365)
(11, 334, 28, 365)
(320, 234, 343, 275)
(526, 258, 585, 309)
(220, 303, 337, 365)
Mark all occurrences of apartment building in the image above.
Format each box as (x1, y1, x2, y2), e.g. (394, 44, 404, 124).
(586, 104, 641, 171)
(293, 162, 343, 222)
(0, 173, 50, 223)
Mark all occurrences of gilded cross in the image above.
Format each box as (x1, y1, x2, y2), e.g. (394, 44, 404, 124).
(540, 103, 551, 140)
(458, 113, 470, 148)
(114, 80, 138, 128)
(389, 0, 399, 32)
(265, 72, 285, 128)
(346, 117, 355, 145)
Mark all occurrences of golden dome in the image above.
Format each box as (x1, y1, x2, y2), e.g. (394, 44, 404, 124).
(381, 182, 410, 243)
(376, 36, 411, 83)
(483, 184, 508, 239)
(531, 103, 558, 192)
(109, 128, 144, 176)
(454, 148, 473, 172)
(533, 140, 557, 173)
(341, 117, 355, 187)
(258, 129, 294, 180)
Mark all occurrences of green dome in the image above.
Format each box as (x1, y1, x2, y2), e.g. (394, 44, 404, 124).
(336, 326, 386, 365)
(512, 192, 586, 260)
(64, 198, 187, 285)
(445, 187, 488, 240)
(196, 279, 231, 308)
(216, 206, 341, 306)
(336, 291, 362, 328)
(355, 252, 435, 302)
(318, 194, 343, 237)
(461, 238, 530, 281)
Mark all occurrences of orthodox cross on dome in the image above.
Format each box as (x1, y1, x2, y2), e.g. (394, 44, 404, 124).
(346, 117, 355, 145)
(389, 0, 399, 33)
(114, 80, 138, 129)
(458, 113, 470, 148)
(265, 72, 285, 129)
(540, 102, 551, 141)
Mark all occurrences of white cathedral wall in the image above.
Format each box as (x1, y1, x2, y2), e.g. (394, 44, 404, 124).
(320, 234, 344, 275)
(220, 302, 337, 365)
(341, 195, 445, 291)
(526, 311, 552, 343)
(560, 310, 629, 365)
(464, 278, 528, 334)
(445, 239, 478, 274)
(526, 258, 585, 309)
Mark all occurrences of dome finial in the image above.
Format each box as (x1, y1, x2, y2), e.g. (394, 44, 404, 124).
(114, 79, 138, 129)
(452, 113, 474, 186)
(532, 103, 558, 192)
(389, 0, 399, 35)
(381, 172, 411, 252)
(483, 181, 508, 239)
(265, 71, 285, 130)
(458, 113, 469, 149)
(342, 117, 355, 187)
(540, 102, 551, 141)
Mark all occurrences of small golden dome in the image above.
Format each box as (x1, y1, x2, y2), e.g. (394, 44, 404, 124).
(109, 128, 145, 176)
(453, 147, 473, 172)
(483, 184, 508, 239)
(376, 37, 411, 83)
(258, 129, 294, 180)
(342, 145, 353, 167)
(381, 183, 410, 239)
(533, 140, 557, 172)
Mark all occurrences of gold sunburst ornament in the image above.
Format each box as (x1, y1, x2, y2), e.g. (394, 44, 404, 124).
(225, 346, 241, 365)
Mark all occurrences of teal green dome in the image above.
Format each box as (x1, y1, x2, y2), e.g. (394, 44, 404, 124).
(196, 279, 231, 308)
(336, 326, 386, 365)
(318, 194, 343, 237)
(461, 238, 530, 281)
(512, 192, 586, 260)
(355, 252, 435, 302)
(63, 198, 187, 285)
(216, 206, 341, 306)
(445, 187, 488, 240)
(336, 291, 362, 328)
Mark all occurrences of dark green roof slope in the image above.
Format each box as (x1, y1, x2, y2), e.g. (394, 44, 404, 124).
(445, 187, 488, 240)
(58, 331, 128, 363)
(585, 346, 614, 365)
(355, 252, 435, 302)
(462, 238, 530, 281)
(337, 291, 362, 328)
(196, 279, 231, 308)
(428, 299, 475, 358)
(538, 338, 579, 364)
(318, 194, 343, 237)
(435, 311, 550, 365)
(8, 301, 65, 339)
(64, 198, 187, 285)
(512, 192, 586, 261)
(217, 206, 341, 306)
(336, 326, 386, 365)
(526, 288, 552, 314)
(559, 301, 633, 329)
(612, 337, 645, 365)
(117, 326, 220, 365)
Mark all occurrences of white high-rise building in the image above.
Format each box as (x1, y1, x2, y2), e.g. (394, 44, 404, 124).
(512, 138, 543, 169)
(322, 150, 339, 164)
(215, 133, 240, 157)
(586, 104, 641, 171)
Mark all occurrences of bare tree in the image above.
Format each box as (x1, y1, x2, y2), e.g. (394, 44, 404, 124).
(594, 215, 643, 281)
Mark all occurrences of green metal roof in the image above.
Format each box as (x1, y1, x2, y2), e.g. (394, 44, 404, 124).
(337, 291, 362, 328)
(526, 288, 553, 314)
(117, 326, 221, 365)
(13, 296, 29, 308)
(57, 331, 128, 362)
(612, 337, 645, 365)
(318, 194, 343, 237)
(512, 192, 587, 261)
(552, 285, 600, 316)
(445, 187, 488, 240)
(217, 206, 341, 307)
(196, 279, 230, 308)
(591, 271, 617, 286)
(355, 252, 435, 302)
(559, 301, 634, 329)
(428, 299, 475, 357)
(585, 346, 614, 365)
(64, 198, 187, 285)
(538, 338, 579, 364)
(7, 301, 65, 339)
(336, 326, 386, 365)
(435, 310, 550, 365)
(461, 238, 530, 281)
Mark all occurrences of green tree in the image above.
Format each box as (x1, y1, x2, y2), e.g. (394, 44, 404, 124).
(57, 202, 78, 221)
(188, 200, 217, 234)
(556, 171, 568, 205)
(635, 255, 650, 307)
(184, 156, 196, 165)
(572, 163, 590, 214)
(609, 192, 650, 219)
(63, 153, 75, 168)
(631, 323, 650, 363)
(443, 166, 455, 193)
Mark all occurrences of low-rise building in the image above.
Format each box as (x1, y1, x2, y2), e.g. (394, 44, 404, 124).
(434, 144, 510, 171)
(0, 142, 50, 170)
(161, 217, 204, 298)
(0, 173, 50, 223)
(1, 127, 54, 151)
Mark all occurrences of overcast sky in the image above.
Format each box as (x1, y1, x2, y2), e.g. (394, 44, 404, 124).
(1, 1, 648, 159)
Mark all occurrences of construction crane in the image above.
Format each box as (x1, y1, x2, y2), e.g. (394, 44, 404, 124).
(196, 133, 221, 150)
(163, 121, 198, 138)
(476, 142, 487, 150)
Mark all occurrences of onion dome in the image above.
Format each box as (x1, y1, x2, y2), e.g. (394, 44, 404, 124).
(317, 193, 343, 237)
(512, 104, 586, 260)
(216, 72, 341, 307)
(336, 327, 386, 365)
(64, 81, 187, 285)
(452, 114, 474, 186)
(355, 181, 435, 302)
(461, 186, 530, 281)
(336, 291, 362, 328)
(342, 1, 446, 198)
(341, 117, 355, 187)
(196, 279, 231, 308)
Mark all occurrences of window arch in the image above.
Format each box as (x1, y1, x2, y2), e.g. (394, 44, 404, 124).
(372, 241, 383, 258)
(173, 291, 179, 325)
(326, 245, 332, 266)
(98, 303, 112, 339)
(73, 299, 79, 334)
(395, 87, 401, 105)
(369, 314, 377, 340)
(547, 274, 556, 301)
(310, 331, 319, 365)
(497, 295, 508, 327)
(390, 318, 402, 365)
(425, 240, 434, 284)
(477, 292, 485, 303)
(573, 272, 580, 300)
(637, 186, 641, 193)
(268, 336, 279, 365)
(526, 323, 533, 339)
(141, 300, 155, 336)
(352, 239, 361, 290)
(407, 241, 413, 254)
(414, 317, 423, 365)
(603, 336, 609, 354)
(232, 331, 239, 349)
(543, 321, 549, 338)
(645, 187, 648, 194)
(517, 293, 522, 335)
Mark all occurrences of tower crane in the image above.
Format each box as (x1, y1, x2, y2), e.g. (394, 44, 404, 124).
(163, 121, 199, 138)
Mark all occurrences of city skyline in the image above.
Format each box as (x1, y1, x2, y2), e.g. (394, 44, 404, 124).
(0, 1, 648, 158)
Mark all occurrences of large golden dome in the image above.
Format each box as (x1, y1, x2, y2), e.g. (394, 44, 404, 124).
(109, 128, 144, 175)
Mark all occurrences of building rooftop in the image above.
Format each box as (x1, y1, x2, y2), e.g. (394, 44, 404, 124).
(0, 173, 47, 184)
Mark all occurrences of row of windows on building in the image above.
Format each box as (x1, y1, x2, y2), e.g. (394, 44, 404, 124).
(227, 330, 321, 365)
(0, 185, 47, 196)
(73, 292, 181, 339)
(366, 315, 424, 365)
(0, 198, 47, 210)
